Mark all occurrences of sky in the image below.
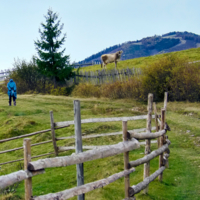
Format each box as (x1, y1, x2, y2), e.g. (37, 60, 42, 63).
(0, 0, 200, 71)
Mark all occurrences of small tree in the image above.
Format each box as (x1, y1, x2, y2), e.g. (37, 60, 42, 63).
(34, 9, 73, 88)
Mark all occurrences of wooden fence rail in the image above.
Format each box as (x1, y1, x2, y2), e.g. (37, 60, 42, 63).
(32, 168, 136, 200)
(0, 115, 151, 166)
(27, 139, 140, 171)
(0, 93, 170, 200)
(55, 115, 152, 127)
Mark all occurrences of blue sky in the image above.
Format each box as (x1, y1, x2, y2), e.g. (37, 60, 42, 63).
(0, 0, 200, 71)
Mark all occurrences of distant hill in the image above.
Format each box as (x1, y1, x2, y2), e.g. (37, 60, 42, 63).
(79, 31, 200, 64)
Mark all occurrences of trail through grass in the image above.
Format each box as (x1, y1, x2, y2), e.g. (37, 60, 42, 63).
(0, 94, 200, 199)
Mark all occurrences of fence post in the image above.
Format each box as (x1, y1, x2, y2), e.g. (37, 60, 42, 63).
(24, 138, 32, 200)
(153, 102, 160, 148)
(123, 121, 130, 198)
(158, 109, 165, 181)
(143, 93, 153, 194)
(164, 92, 168, 111)
(74, 100, 84, 200)
(50, 111, 58, 156)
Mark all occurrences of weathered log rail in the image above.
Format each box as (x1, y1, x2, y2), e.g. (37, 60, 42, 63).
(27, 139, 140, 171)
(0, 115, 152, 166)
(0, 125, 69, 166)
(0, 92, 171, 200)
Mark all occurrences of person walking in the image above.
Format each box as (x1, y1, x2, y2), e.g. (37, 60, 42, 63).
(7, 79, 17, 106)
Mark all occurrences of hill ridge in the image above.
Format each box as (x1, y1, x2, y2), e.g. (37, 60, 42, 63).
(79, 31, 200, 64)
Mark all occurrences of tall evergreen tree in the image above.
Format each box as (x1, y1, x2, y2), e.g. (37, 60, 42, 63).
(34, 9, 73, 88)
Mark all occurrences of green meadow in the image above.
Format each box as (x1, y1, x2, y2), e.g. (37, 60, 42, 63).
(0, 94, 200, 200)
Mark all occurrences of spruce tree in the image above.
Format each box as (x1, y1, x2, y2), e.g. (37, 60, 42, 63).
(34, 9, 73, 88)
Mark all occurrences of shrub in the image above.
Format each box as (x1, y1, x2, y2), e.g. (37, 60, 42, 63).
(72, 83, 100, 98)
(141, 54, 188, 101)
(100, 77, 143, 99)
(101, 81, 124, 99)
(170, 63, 200, 101)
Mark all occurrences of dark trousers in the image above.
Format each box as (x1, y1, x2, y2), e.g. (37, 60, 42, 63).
(9, 95, 16, 105)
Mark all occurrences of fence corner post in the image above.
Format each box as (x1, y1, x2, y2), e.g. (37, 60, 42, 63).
(123, 121, 130, 198)
(50, 111, 58, 156)
(24, 138, 32, 200)
(74, 100, 85, 200)
(143, 93, 153, 194)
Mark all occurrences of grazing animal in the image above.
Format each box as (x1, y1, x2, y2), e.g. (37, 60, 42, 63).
(101, 50, 123, 69)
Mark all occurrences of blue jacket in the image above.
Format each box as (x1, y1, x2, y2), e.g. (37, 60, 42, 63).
(7, 79, 17, 98)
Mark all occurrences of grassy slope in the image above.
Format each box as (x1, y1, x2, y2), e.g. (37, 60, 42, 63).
(79, 47, 200, 72)
(0, 94, 200, 200)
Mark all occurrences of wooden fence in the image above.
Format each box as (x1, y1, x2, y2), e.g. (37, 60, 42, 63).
(66, 67, 142, 86)
(0, 93, 170, 200)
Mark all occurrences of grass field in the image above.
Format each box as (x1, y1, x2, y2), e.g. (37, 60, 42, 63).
(79, 47, 200, 72)
(0, 94, 200, 200)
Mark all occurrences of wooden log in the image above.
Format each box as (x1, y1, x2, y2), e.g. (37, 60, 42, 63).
(58, 145, 107, 151)
(123, 121, 130, 198)
(31, 140, 53, 147)
(31, 152, 55, 159)
(164, 92, 168, 111)
(0, 158, 24, 166)
(31, 168, 135, 200)
(55, 125, 70, 129)
(129, 140, 171, 167)
(56, 127, 156, 141)
(144, 93, 153, 194)
(0, 129, 51, 144)
(58, 140, 158, 152)
(0, 126, 69, 144)
(0, 169, 45, 189)
(153, 102, 160, 148)
(0, 146, 23, 154)
(74, 100, 84, 200)
(129, 166, 166, 196)
(0, 140, 53, 155)
(50, 111, 58, 156)
(28, 140, 140, 171)
(54, 115, 155, 127)
(0, 128, 156, 165)
(158, 109, 165, 181)
(0, 152, 54, 166)
(24, 139, 32, 200)
(129, 130, 166, 139)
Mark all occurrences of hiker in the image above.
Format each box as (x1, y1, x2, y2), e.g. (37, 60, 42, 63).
(7, 79, 17, 106)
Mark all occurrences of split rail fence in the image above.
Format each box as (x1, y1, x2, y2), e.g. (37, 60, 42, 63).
(0, 92, 170, 200)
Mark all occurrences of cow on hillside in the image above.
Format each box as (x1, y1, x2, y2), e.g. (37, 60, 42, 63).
(101, 50, 123, 69)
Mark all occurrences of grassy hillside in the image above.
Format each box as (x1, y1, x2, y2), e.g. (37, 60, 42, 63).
(79, 47, 200, 72)
(0, 94, 200, 199)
